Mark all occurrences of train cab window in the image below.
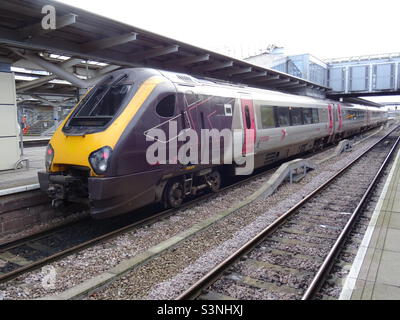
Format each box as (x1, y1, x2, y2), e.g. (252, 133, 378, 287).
(156, 94, 176, 118)
(290, 107, 303, 126)
(260, 106, 276, 128)
(244, 106, 251, 129)
(303, 108, 313, 125)
(64, 74, 134, 134)
(312, 109, 319, 123)
(76, 84, 132, 118)
(277, 107, 291, 127)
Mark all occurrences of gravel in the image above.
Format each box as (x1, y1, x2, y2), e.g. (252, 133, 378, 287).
(234, 261, 313, 290)
(0, 211, 89, 246)
(211, 278, 298, 300)
(0, 163, 274, 299)
(136, 127, 398, 300)
(0, 125, 395, 300)
(249, 248, 322, 271)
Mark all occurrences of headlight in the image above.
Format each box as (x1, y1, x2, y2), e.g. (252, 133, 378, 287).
(89, 146, 113, 175)
(45, 144, 54, 172)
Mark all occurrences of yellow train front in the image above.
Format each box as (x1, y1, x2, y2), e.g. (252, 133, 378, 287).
(38, 68, 184, 219)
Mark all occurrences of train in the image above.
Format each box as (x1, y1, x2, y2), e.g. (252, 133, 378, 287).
(38, 68, 388, 219)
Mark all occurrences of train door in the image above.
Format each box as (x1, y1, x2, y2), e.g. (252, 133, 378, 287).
(337, 104, 343, 133)
(327, 104, 335, 137)
(367, 108, 371, 127)
(241, 97, 256, 155)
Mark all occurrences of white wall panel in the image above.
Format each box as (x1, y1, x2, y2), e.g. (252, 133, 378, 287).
(0, 71, 19, 171)
(0, 105, 18, 136)
(0, 137, 19, 171)
(0, 72, 16, 105)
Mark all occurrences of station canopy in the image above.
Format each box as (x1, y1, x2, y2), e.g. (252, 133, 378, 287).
(0, 0, 329, 99)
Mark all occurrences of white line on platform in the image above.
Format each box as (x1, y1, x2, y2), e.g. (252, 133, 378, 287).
(0, 184, 40, 197)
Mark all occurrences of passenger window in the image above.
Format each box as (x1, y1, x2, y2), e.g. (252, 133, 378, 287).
(303, 108, 313, 125)
(312, 109, 319, 123)
(156, 94, 176, 118)
(260, 106, 275, 128)
(245, 106, 251, 129)
(277, 107, 291, 127)
(290, 107, 303, 126)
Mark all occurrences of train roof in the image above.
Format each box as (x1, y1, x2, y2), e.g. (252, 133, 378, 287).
(157, 69, 386, 112)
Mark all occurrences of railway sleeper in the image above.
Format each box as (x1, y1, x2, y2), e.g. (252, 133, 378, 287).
(267, 235, 334, 249)
(239, 258, 315, 279)
(278, 227, 338, 240)
(224, 273, 301, 295)
(197, 291, 238, 301)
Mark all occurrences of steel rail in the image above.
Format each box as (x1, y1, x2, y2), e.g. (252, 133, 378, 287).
(176, 126, 399, 300)
(302, 135, 400, 299)
(0, 162, 277, 284)
(0, 126, 390, 285)
(0, 216, 91, 252)
(1, 134, 330, 257)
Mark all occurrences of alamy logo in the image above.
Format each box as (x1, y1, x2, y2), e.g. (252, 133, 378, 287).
(145, 120, 255, 175)
(41, 5, 57, 30)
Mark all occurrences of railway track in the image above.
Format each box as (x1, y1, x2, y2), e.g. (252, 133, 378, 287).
(0, 161, 281, 284)
(0, 126, 391, 288)
(177, 127, 400, 300)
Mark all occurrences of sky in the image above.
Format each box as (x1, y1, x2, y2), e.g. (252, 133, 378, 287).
(58, 0, 400, 105)
(58, 0, 400, 60)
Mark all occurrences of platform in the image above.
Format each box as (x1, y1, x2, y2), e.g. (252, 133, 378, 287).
(0, 146, 45, 194)
(340, 147, 400, 300)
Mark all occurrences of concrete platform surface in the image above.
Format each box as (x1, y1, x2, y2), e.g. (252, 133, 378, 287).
(0, 146, 45, 192)
(340, 147, 400, 300)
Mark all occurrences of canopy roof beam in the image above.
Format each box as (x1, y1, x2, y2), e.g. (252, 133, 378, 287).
(212, 66, 253, 77)
(262, 78, 291, 86)
(129, 45, 179, 61)
(16, 57, 83, 92)
(19, 14, 77, 40)
(81, 32, 137, 52)
(275, 80, 300, 88)
(252, 75, 280, 83)
(193, 60, 233, 73)
(166, 54, 210, 67)
(276, 83, 308, 90)
(11, 48, 89, 88)
(233, 71, 267, 80)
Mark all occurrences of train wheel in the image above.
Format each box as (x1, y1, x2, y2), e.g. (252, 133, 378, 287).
(165, 180, 184, 208)
(206, 170, 221, 193)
